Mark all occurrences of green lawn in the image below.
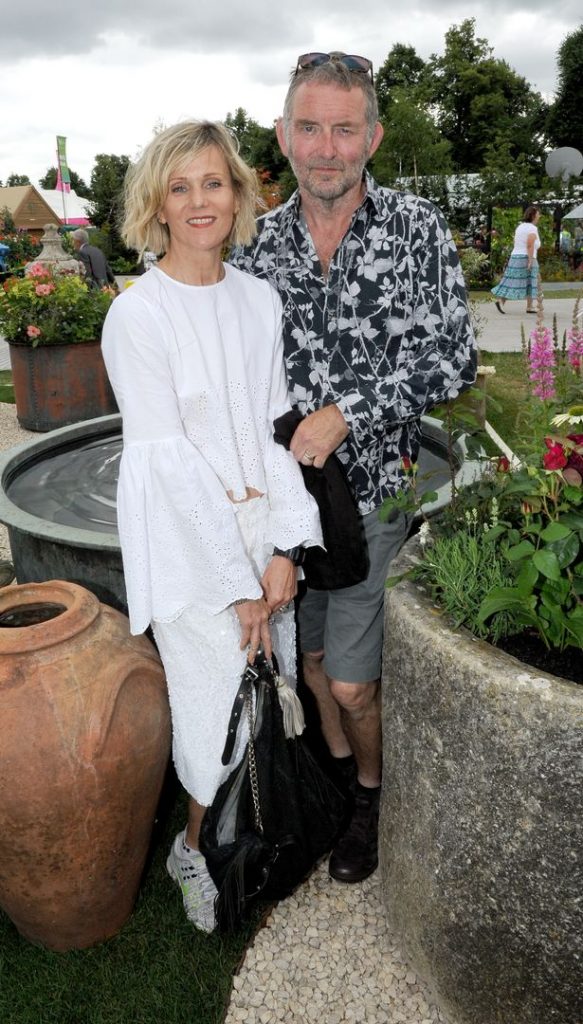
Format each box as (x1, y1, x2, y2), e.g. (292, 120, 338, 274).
(0, 370, 14, 404)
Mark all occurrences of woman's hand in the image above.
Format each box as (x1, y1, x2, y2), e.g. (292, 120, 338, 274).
(235, 597, 272, 663)
(261, 556, 298, 614)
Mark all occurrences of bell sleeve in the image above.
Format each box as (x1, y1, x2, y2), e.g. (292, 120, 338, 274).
(102, 295, 263, 635)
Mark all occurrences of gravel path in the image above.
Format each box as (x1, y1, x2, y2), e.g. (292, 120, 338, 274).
(224, 861, 450, 1024)
(0, 400, 451, 1023)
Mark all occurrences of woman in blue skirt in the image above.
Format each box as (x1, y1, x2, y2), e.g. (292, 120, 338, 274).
(492, 206, 541, 314)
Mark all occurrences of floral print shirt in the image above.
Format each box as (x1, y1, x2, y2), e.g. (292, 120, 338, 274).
(230, 173, 477, 514)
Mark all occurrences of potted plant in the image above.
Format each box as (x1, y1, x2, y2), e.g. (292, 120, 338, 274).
(377, 300, 583, 1024)
(0, 260, 117, 431)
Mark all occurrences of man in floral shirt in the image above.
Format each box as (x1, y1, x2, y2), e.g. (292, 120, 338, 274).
(231, 52, 477, 884)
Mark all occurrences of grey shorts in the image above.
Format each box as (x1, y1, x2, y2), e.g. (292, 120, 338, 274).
(298, 509, 410, 683)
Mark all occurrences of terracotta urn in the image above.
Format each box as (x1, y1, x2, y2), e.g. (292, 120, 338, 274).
(0, 580, 170, 951)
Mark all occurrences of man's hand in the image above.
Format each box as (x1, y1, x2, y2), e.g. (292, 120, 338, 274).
(290, 405, 349, 469)
(261, 556, 297, 614)
(235, 597, 272, 663)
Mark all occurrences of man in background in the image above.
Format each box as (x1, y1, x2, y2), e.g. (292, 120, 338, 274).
(71, 229, 117, 290)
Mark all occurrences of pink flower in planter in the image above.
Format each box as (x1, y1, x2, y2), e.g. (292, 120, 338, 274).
(26, 325, 42, 338)
(35, 284, 55, 297)
(26, 262, 48, 279)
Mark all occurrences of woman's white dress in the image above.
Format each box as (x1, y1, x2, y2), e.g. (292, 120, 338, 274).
(102, 264, 322, 803)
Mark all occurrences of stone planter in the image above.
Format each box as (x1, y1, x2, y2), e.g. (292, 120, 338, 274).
(0, 580, 171, 951)
(379, 534, 582, 1024)
(9, 339, 117, 432)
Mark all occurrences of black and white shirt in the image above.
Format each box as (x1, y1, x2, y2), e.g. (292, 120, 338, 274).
(231, 173, 477, 515)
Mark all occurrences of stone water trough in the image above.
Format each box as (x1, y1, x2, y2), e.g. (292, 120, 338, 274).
(379, 534, 582, 1024)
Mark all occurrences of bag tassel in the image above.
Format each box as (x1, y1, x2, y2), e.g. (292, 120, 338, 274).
(276, 675, 305, 738)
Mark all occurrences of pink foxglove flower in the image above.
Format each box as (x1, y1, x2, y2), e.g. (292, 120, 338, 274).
(529, 326, 555, 400)
(567, 327, 583, 372)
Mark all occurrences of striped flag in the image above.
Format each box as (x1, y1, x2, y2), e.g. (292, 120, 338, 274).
(56, 136, 71, 192)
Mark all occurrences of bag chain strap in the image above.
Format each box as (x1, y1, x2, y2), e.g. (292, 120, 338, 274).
(245, 675, 264, 835)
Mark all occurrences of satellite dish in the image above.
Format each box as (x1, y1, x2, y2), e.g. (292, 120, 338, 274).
(545, 147, 583, 183)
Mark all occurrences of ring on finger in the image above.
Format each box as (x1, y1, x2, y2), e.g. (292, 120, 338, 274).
(303, 449, 315, 463)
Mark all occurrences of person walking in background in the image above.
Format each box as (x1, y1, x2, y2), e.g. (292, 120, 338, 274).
(491, 206, 541, 315)
(231, 50, 477, 886)
(102, 120, 322, 934)
(71, 229, 117, 290)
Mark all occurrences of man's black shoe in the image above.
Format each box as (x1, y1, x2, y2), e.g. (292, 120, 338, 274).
(329, 782, 380, 883)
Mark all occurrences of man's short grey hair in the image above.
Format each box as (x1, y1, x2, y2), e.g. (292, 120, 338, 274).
(71, 229, 89, 244)
(282, 53, 379, 143)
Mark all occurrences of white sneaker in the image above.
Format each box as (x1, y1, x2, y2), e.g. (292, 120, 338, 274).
(166, 830, 218, 933)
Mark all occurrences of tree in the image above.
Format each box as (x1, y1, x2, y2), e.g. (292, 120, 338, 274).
(89, 154, 131, 260)
(38, 167, 90, 197)
(546, 26, 583, 152)
(224, 108, 286, 180)
(5, 174, 31, 186)
(375, 44, 426, 120)
(426, 18, 547, 172)
(470, 140, 539, 209)
(371, 88, 451, 186)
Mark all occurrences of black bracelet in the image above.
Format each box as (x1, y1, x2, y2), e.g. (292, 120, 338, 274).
(273, 545, 305, 567)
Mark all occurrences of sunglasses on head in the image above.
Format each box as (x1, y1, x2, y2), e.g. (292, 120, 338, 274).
(295, 52, 374, 82)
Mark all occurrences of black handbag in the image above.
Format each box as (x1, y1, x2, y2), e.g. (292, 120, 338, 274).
(199, 651, 346, 932)
(273, 409, 369, 589)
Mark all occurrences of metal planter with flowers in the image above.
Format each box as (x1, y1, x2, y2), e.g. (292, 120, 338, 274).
(0, 261, 117, 431)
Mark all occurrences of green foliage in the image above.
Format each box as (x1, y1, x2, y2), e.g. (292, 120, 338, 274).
(0, 207, 16, 233)
(5, 173, 31, 186)
(476, 453, 583, 650)
(546, 25, 583, 151)
(38, 166, 91, 198)
(408, 506, 519, 643)
(89, 154, 132, 262)
(458, 247, 491, 289)
(0, 230, 41, 272)
(0, 263, 115, 346)
(425, 18, 547, 172)
(224, 108, 287, 181)
(375, 44, 427, 120)
(384, 305, 583, 652)
(0, 370, 14, 404)
(371, 89, 451, 185)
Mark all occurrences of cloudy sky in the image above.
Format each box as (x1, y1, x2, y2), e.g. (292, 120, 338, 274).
(0, 1, 580, 188)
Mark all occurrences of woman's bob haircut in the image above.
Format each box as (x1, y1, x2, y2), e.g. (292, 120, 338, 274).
(122, 120, 260, 255)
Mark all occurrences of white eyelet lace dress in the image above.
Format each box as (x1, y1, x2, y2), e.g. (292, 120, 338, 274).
(102, 264, 322, 805)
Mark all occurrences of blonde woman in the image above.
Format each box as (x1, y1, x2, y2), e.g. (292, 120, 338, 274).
(102, 121, 322, 934)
